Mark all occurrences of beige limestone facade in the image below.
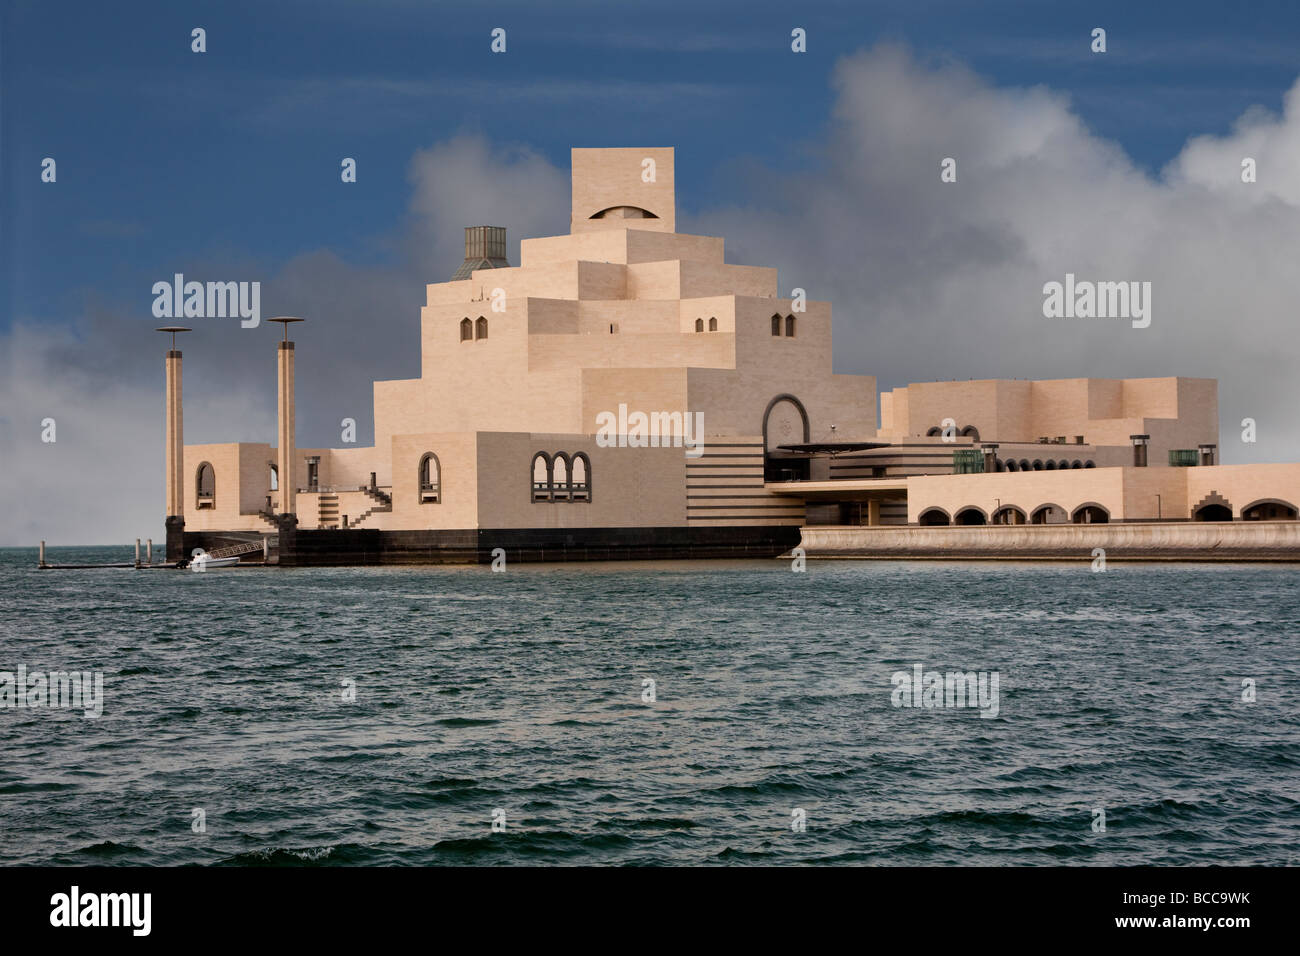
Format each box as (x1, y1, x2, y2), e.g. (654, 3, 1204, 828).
(167, 147, 1300, 561)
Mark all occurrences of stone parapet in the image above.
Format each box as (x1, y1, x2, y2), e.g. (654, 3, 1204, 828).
(797, 521, 1300, 561)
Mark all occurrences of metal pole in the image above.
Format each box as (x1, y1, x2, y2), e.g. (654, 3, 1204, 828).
(147, 538, 153, 564)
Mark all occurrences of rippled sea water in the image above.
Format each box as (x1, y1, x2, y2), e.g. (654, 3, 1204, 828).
(2, 546, 1298, 866)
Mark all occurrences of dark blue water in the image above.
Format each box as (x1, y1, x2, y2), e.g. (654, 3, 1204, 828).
(2, 546, 1297, 865)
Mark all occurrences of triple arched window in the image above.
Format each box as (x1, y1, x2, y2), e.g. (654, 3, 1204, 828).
(531, 452, 591, 502)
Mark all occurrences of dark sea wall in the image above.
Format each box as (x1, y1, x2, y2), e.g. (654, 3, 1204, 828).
(184, 525, 802, 565)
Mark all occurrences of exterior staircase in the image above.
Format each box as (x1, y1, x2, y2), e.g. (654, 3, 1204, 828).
(317, 493, 340, 529)
(205, 537, 276, 561)
(362, 485, 392, 508)
(348, 484, 393, 529)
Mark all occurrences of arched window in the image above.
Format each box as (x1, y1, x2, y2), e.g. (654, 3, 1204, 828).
(460, 318, 473, 341)
(1083, 460, 1096, 468)
(196, 462, 215, 509)
(552, 454, 570, 501)
(571, 453, 591, 502)
(419, 453, 441, 504)
(1006, 459, 1019, 472)
(531, 453, 552, 502)
(960, 425, 980, 441)
(475, 316, 488, 340)
(1071, 460, 1083, 469)
(785, 315, 796, 337)
(1032, 459, 1044, 471)
(269, 464, 278, 491)
(708, 316, 717, 331)
(695, 318, 704, 332)
(926, 426, 942, 437)
(771, 314, 781, 336)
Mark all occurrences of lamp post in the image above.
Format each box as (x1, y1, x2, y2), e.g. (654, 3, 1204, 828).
(156, 326, 192, 560)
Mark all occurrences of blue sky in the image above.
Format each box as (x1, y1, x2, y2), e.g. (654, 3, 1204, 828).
(7, 0, 1300, 327)
(6, 0, 1300, 543)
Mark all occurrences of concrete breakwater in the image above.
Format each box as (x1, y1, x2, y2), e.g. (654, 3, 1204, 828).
(795, 521, 1300, 561)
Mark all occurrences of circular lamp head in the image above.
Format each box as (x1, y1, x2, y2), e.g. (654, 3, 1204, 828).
(268, 316, 305, 342)
(155, 326, 192, 349)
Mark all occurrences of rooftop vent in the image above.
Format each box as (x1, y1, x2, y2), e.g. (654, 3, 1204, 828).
(451, 226, 510, 281)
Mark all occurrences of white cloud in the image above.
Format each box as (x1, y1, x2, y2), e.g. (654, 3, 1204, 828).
(688, 45, 1300, 464)
(405, 134, 569, 274)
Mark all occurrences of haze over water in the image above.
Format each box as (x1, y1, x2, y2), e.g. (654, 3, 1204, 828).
(2, 547, 1297, 865)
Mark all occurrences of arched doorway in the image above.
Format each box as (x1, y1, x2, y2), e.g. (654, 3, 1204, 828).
(763, 394, 810, 482)
(1031, 504, 1065, 525)
(955, 507, 987, 526)
(992, 505, 1026, 525)
(1192, 492, 1233, 522)
(1195, 503, 1233, 522)
(918, 508, 950, 526)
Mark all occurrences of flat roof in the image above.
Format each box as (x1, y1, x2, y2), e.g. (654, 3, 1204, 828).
(764, 478, 910, 498)
(776, 442, 892, 454)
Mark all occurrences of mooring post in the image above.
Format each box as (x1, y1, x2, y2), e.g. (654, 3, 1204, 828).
(39, 540, 47, 568)
(262, 537, 269, 561)
(147, 538, 154, 565)
(135, 538, 141, 568)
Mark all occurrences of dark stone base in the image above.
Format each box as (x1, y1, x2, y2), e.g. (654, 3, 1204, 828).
(165, 516, 186, 562)
(274, 513, 298, 564)
(183, 525, 801, 566)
